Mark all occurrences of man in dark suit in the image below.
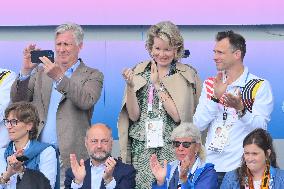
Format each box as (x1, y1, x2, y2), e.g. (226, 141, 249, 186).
(64, 123, 136, 189)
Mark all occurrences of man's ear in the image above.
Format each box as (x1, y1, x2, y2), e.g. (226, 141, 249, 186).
(234, 49, 242, 60)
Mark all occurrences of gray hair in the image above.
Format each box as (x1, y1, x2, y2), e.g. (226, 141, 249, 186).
(171, 122, 206, 162)
(145, 21, 184, 61)
(55, 22, 84, 45)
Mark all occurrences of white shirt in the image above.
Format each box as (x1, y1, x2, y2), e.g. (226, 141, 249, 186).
(193, 67, 274, 172)
(71, 161, 116, 189)
(0, 69, 17, 148)
(0, 141, 57, 189)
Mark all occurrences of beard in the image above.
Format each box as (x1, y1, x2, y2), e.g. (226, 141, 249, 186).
(90, 151, 111, 163)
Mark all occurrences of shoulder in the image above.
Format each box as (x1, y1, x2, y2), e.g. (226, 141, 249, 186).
(132, 60, 151, 74)
(197, 163, 217, 180)
(223, 170, 239, 182)
(115, 159, 136, 173)
(0, 69, 16, 78)
(274, 168, 284, 182)
(40, 145, 56, 156)
(79, 61, 104, 78)
(175, 62, 200, 84)
(176, 62, 198, 75)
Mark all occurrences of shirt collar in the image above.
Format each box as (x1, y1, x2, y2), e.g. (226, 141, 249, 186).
(230, 66, 249, 87)
(65, 59, 81, 76)
(90, 160, 105, 169)
(13, 140, 30, 152)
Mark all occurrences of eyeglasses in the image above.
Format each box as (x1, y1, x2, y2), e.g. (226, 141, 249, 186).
(3, 119, 20, 127)
(172, 141, 196, 148)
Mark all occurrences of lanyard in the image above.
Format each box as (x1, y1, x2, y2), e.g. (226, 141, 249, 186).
(147, 84, 155, 112)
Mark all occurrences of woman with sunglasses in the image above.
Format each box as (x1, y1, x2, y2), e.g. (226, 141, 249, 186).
(0, 102, 57, 189)
(220, 128, 284, 189)
(150, 122, 218, 189)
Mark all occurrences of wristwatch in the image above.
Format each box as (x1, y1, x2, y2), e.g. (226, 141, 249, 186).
(211, 95, 220, 103)
(237, 108, 246, 119)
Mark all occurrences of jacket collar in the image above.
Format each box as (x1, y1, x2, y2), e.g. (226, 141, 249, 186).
(133, 60, 188, 75)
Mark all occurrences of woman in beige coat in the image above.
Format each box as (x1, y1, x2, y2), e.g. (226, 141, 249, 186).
(118, 21, 201, 189)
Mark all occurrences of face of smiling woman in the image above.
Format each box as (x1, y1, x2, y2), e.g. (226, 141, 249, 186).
(151, 37, 177, 68)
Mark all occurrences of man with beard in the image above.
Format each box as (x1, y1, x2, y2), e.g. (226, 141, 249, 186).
(64, 123, 136, 189)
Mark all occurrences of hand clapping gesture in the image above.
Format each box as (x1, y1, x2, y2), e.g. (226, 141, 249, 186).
(150, 62, 160, 88)
(179, 155, 193, 183)
(70, 154, 86, 184)
(122, 68, 135, 88)
(213, 71, 229, 99)
(150, 154, 167, 186)
(6, 149, 25, 174)
(103, 157, 117, 184)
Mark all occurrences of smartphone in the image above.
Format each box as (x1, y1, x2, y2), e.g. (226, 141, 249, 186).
(31, 50, 54, 63)
(16, 155, 29, 162)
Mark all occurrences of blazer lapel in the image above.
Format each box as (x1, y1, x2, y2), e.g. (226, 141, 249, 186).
(41, 73, 53, 116)
(82, 159, 92, 189)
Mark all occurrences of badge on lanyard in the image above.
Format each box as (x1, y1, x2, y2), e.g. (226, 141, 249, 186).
(145, 119, 164, 148)
(208, 107, 230, 153)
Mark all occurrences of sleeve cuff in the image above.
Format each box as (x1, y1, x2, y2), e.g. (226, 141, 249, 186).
(71, 179, 83, 189)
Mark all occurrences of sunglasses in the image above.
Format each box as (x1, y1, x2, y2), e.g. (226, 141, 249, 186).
(172, 141, 196, 148)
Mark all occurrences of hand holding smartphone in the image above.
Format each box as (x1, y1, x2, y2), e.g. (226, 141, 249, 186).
(16, 155, 29, 162)
(31, 50, 54, 63)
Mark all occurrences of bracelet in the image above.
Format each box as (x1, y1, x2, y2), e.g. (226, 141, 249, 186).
(0, 172, 10, 184)
(237, 108, 246, 119)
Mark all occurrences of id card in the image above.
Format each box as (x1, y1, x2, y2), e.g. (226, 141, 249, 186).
(145, 119, 164, 148)
(208, 124, 230, 153)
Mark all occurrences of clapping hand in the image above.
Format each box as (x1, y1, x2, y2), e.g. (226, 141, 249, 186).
(70, 154, 86, 184)
(103, 156, 116, 184)
(150, 154, 167, 186)
(122, 68, 134, 88)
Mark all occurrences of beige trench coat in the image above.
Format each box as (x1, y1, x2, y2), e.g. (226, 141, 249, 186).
(117, 61, 201, 163)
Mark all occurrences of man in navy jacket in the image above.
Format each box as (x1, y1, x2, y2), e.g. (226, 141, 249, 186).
(64, 123, 136, 189)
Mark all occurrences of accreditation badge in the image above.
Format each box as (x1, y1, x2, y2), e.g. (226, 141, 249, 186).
(208, 122, 231, 153)
(145, 119, 164, 148)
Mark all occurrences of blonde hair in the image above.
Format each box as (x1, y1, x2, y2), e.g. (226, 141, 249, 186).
(145, 21, 184, 61)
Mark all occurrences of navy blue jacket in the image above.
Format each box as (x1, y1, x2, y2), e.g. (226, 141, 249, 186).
(152, 161, 218, 189)
(64, 158, 136, 189)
